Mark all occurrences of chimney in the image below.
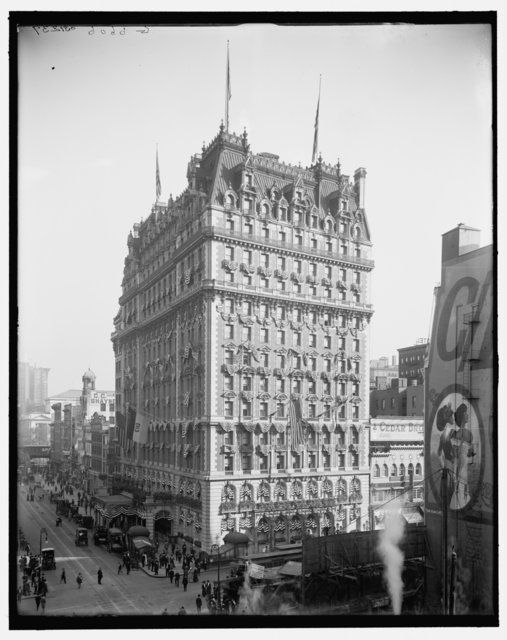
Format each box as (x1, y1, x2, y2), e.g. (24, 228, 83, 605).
(354, 168, 367, 209)
(442, 224, 481, 263)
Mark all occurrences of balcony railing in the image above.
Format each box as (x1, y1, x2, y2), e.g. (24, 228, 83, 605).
(210, 226, 375, 268)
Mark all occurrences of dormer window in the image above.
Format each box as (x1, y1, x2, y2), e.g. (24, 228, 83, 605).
(226, 193, 235, 208)
(246, 174, 253, 187)
(243, 198, 253, 214)
(341, 199, 348, 212)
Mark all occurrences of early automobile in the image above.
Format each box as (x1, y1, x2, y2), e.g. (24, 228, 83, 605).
(40, 547, 56, 570)
(94, 526, 108, 545)
(107, 527, 124, 553)
(75, 527, 88, 546)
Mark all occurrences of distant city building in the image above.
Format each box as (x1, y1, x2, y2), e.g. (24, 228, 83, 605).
(111, 125, 374, 549)
(18, 362, 50, 413)
(398, 340, 428, 384)
(18, 412, 52, 446)
(370, 377, 424, 418)
(425, 224, 494, 615)
(369, 355, 398, 390)
(369, 417, 424, 529)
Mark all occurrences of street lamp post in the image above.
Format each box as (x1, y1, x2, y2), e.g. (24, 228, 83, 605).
(39, 527, 48, 557)
(211, 543, 221, 611)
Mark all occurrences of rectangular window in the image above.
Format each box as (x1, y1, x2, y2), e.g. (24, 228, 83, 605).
(225, 324, 234, 340)
(242, 352, 252, 366)
(262, 277, 269, 288)
(242, 400, 252, 418)
(261, 353, 269, 367)
(260, 376, 268, 392)
(309, 453, 317, 469)
(242, 377, 252, 391)
(310, 285, 317, 296)
(340, 243, 348, 256)
(355, 271, 361, 284)
(323, 380, 331, 395)
(224, 298, 234, 314)
(224, 374, 233, 390)
(311, 311, 318, 324)
(263, 227, 269, 239)
(308, 404, 316, 418)
(260, 402, 268, 419)
(324, 336, 331, 349)
(276, 378, 285, 393)
(279, 230, 286, 243)
(224, 454, 233, 471)
(244, 249, 252, 264)
(242, 326, 252, 342)
(295, 281, 301, 294)
(241, 454, 252, 471)
(225, 246, 234, 261)
(277, 280, 286, 291)
(226, 219, 234, 232)
(326, 241, 332, 252)
(308, 380, 316, 394)
(244, 274, 252, 285)
(261, 328, 269, 343)
(292, 379, 301, 393)
(243, 301, 252, 315)
(295, 234, 303, 245)
(277, 330, 285, 345)
(309, 334, 316, 347)
(353, 405, 359, 419)
(310, 263, 317, 276)
(295, 332, 302, 346)
(276, 403, 285, 418)
(353, 339, 360, 352)
(244, 222, 253, 235)
(277, 256, 286, 270)
(224, 401, 234, 418)
(277, 453, 285, 470)
(295, 260, 302, 273)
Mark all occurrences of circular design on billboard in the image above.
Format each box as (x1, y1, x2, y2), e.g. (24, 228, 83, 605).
(427, 384, 484, 512)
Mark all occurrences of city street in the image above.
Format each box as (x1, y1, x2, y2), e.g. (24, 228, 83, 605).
(16, 480, 220, 617)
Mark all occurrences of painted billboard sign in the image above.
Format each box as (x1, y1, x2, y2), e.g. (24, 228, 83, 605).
(370, 420, 423, 442)
(425, 244, 494, 615)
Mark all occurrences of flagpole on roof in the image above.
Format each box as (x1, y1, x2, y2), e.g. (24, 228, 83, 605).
(225, 41, 232, 132)
(312, 75, 322, 165)
(155, 143, 162, 203)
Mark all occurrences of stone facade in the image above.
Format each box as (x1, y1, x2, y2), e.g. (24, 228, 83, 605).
(112, 125, 374, 551)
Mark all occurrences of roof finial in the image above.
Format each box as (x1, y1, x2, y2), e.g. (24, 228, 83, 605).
(219, 119, 225, 134)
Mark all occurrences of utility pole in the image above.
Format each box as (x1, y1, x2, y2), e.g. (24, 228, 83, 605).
(441, 467, 448, 614)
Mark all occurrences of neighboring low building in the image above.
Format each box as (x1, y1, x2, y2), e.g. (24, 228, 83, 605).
(370, 377, 423, 417)
(369, 416, 424, 530)
(398, 341, 428, 384)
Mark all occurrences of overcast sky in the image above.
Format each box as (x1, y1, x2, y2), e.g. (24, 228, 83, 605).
(17, 22, 492, 396)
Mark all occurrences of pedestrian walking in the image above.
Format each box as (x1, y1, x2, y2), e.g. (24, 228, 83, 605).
(196, 595, 202, 613)
(35, 595, 41, 611)
(168, 568, 174, 583)
(118, 563, 123, 574)
(97, 568, 103, 585)
(60, 569, 66, 584)
(76, 572, 83, 588)
(17, 587, 22, 603)
(182, 575, 188, 592)
(174, 571, 180, 587)
(201, 582, 206, 598)
(126, 562, 131, 575)
(193, 568, 199, 583)
(40, 595, 46, 614)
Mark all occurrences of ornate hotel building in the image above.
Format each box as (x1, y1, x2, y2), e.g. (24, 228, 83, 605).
(112, 125, 374, 551)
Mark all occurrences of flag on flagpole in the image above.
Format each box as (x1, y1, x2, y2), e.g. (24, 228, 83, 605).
(312, 76, 321, 164)
(225, 41, 232, 131)
(156, 146, 162, 201)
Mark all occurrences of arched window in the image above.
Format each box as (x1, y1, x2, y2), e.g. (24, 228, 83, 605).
(262, 203, 269, 217)
(399, 463, 406, 477)
(415, 463, 422, 476)
(383, 464, 389, 477)
(326, 219, 333, 233)
(374, 464, 380, 478)
(408, 463, 414, 476)
(391, 463, 397, 477)
(353, 226, 361, 239)
(226, 193, 235, 208)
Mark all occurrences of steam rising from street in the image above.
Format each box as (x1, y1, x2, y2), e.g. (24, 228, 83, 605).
(377, 499, 406, 614)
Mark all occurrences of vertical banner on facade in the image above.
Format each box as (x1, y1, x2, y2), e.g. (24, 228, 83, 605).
(133, 412, 149, 445)
(115, 411, 126, 449)
(126, 406, 136, 451)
